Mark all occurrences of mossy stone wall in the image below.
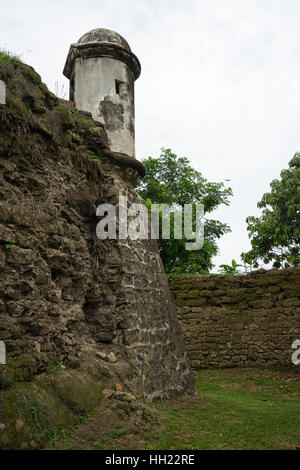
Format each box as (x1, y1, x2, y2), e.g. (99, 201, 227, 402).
(170, 269, 300, 369)
(0, 55, 195, 401)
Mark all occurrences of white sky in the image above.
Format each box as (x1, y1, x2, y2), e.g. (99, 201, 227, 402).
(1, 0, 300, 271)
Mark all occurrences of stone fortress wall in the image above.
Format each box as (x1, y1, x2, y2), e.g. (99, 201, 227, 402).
(0, 56, 195, 400)
(170, 269, 300, 369)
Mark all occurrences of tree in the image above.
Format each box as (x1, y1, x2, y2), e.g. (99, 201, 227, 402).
(135, 148, 232, 274)
(241, 153, 300, 268)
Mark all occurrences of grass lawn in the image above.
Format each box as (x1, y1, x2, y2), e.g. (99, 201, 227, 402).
(142, 369, 300, 450)
(54, 368, 300, 450)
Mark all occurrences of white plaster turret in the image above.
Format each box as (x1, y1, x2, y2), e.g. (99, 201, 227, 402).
(63, 28, 141, 158)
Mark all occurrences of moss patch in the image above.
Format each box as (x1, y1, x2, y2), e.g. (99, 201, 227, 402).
(41, 370, 102, 414)
(0, 370, 103, 449)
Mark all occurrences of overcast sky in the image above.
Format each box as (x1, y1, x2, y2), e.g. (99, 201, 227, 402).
(1, 0, 300, 271)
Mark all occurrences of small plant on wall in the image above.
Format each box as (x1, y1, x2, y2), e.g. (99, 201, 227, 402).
(218, 259, 243, 276)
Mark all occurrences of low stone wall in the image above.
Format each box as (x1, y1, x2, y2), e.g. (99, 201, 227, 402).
(170, 269, 300, 369)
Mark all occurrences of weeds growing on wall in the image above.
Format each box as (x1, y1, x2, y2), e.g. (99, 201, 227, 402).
(218, 259, 243, 276)
(0, 49, 20, 65)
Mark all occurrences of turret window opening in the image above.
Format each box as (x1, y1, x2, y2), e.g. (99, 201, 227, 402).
(115, 80, 127, 96)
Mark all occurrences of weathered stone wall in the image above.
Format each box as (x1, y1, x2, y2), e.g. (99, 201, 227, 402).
(63, 28, 141, 159)
(0, 56, 195, 400)
(73, 57, 136, 158)
(170, 269, 300, 369)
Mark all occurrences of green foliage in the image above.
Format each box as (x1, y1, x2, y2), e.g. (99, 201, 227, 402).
(73, 111, 94, 130)
(0, 367, 104, 449)
(79, 413, 92, 425)
(0, 49, 20, 65)
(46, 362, 65, 375)
(17, 392, 47, 431)
(48, 426, 75, 449)
(242, 153, 300, 268)
(70, 131, 81, 144)
(84, 150, 100, 163)
(135, 148, 232, 274)
(218, 259, 243, 276)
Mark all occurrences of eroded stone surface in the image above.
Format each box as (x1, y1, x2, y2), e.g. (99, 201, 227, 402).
(0, 56, 195, 400)
(63, 28, 140, 158)
(170, 269, 300, 369)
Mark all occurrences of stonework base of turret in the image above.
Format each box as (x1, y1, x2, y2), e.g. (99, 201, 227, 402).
(0, 58, 195, 401)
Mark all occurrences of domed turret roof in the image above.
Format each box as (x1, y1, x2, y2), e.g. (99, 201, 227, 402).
(64, 28, 141, 80)
(77, 28, 131, 52)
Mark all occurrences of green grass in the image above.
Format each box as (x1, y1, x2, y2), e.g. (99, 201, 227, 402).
(50, 368, 299, 450)
(142, 369, 300, 450)
(48, 426, 75, 449)
(93, 425, 127, 450)
(46, 362, 65, 375)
